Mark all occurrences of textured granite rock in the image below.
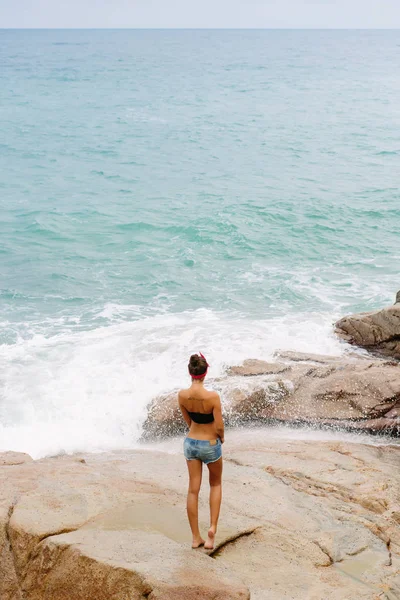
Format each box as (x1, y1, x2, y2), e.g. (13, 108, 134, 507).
(1, 433, 400, 600)
(143, 353, 400, 439)
(335, 303, 400, 360)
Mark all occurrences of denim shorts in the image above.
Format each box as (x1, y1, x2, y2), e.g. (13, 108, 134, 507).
(183, 437, 222, 464)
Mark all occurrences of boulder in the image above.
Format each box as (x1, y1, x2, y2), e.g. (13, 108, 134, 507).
(1, 435, 400, 599)
(0, 452, 33, 466)
(335, 303, 400, 360)
(265, 360, 400, 423)
(142, 390, 185, 440)
(142, 355, 400, 438)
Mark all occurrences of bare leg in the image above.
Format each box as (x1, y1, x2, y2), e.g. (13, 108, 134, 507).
(186, 459, 205, 548)
(205, 457, 222, 549)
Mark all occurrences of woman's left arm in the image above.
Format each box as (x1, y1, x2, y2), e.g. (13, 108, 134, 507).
(178, 392, 192, 428)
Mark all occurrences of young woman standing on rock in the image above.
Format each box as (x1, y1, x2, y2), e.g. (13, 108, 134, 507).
(178, 353, 224, 550)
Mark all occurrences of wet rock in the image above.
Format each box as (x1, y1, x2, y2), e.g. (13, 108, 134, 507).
(142, 390, 186, 440)
(142, 357, 400, 438)
(274, 351, 344, 364)
(335, 304, 400, 360)
(227, 359, 290, 376)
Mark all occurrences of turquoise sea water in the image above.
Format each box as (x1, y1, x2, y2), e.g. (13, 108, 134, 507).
(1, 30, 399, 456)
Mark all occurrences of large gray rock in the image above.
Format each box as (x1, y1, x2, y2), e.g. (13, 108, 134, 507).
(1, 436, 400, 600)
(142, 353, 400, 438)
(335, 302, 400, 360)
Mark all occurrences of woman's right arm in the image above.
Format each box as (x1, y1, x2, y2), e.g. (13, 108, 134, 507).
(213, 393, 224, 443)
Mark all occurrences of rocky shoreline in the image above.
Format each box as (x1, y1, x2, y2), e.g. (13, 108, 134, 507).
(2, 296, 400, 599)
(143, 351, 400, 440)
(143, 295, 400, 440)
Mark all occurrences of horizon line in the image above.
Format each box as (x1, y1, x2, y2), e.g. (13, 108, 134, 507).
(1, 27, 400, 31)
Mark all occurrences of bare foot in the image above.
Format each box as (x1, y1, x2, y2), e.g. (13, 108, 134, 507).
(204, 527, 215, 550)
(192, 537, 205, 549)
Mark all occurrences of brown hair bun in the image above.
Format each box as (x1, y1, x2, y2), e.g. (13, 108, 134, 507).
(188, 354, 208, 377)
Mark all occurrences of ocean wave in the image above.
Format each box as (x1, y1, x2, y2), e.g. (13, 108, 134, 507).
(1, 29, 400, 458)
(0, 308, 343, 458)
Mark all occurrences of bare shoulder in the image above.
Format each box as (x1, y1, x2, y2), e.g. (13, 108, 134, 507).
(178, 388, 189, 404)
(207, 390, 221, 405)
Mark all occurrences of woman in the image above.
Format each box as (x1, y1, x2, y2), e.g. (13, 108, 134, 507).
(178, 353, 224, 550)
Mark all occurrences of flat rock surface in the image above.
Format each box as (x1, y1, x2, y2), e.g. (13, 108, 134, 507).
(1, 431, 400, 600)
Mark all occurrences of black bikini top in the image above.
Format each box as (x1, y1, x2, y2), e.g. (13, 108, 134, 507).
(187, 411, 214, 424)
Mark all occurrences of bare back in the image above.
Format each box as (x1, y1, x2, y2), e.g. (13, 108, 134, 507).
(178, 385, 224, 441)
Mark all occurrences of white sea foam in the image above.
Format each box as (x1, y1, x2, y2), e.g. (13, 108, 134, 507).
(0, 308, 345, 458)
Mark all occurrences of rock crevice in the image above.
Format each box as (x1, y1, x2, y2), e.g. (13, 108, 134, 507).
(210, 526, 260, 558)
(3, 502, 24, 600)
